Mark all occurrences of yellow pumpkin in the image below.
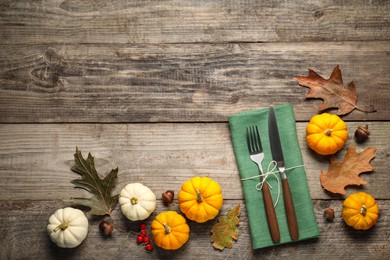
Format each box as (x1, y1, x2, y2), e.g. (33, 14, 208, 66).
(342, 192, 379, 230)
(151, 211, 190, 250)
(306, 113, 348, 155)
(178, 176, 223, 223)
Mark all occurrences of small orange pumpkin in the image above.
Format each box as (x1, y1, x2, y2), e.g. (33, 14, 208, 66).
(178, 176, 223, 223)
(342, 192, 379, 230)
(306, 113, 348, 155)
(151, 211, 190, 250)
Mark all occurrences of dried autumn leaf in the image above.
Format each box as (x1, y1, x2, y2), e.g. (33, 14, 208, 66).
(70, 148, 119, 216)
(295, 65, 375, 115)
(210, 204, 240, 251)
(320, 146, 376, 195)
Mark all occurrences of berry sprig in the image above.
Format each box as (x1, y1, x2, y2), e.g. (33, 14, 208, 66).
(136, 223, 153, 252)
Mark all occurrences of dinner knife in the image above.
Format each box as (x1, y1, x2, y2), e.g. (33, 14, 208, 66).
(268, 106, 299, 241)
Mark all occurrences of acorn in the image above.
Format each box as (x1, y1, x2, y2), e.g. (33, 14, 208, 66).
(354, 125, 370, 142)
(99, 220, 113, 236)
(324, 208, 335, 221)
(162, 190, 174, 205)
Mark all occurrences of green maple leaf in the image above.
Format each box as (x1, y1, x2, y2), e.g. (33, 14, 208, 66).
(211, 204, 240, 251)
(70, 148, 119, 216)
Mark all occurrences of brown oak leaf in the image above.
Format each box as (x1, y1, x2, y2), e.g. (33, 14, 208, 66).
(295, 65, 375, 115)
(210, 204, 240, 251)
(320, 146, 376, 195)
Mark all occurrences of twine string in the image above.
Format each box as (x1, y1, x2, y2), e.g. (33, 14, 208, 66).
(241, 161, 304, 208)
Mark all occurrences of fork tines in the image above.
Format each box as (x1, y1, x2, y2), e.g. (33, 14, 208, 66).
(246, 126, 263, 154)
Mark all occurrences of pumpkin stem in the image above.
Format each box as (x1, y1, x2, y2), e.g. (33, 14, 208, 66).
(163, 223, 172, 234)
(360, 205, 367, 216)
(130, 197, 138, 205)
(53, 222, 69, 232)
(196, 189, 204, 203)
(324, 129, 333, 136)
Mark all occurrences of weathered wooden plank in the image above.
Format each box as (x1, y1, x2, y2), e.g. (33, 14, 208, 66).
(0, 0, 389, 44)
(1, 42, 389, 122)
(1, 122, 388, 201)
(1, 199, 389, 259)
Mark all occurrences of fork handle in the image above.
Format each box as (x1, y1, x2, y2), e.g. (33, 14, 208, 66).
(262, 182, 280, 243)
(282, 179, 299, 240)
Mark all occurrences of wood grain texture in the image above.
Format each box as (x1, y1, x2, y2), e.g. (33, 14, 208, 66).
(0, 0, 389, 44)
(1, 199, 389, 259)
(1, 42, 389, 123)
(1, 0, 389, 258)
(1, 122, 388, 201)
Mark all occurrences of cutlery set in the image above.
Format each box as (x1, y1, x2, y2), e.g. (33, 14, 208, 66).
(246, 106, 299, 243)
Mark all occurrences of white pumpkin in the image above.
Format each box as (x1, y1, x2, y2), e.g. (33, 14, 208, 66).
(119, 183, 156, 221)
(47, 207, 89, 248)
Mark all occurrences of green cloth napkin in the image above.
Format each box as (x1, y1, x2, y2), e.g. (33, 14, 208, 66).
(228, 103, 319, 249)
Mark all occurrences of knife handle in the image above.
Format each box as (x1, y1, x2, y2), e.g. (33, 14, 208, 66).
(282, 179, 299, 240)
(262, 182, 280, 243)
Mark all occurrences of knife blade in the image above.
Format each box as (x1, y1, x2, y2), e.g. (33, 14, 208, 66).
(268, 106, 299, 241)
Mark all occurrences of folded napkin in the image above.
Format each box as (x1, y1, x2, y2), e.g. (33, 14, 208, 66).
(228, 103, 319, 249)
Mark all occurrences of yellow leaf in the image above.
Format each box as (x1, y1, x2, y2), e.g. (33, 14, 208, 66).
(210, 204, 240, 251)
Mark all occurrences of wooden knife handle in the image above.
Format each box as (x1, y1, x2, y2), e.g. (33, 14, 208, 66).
(282, 179, 299, 240)
(262, 182, 280, 243)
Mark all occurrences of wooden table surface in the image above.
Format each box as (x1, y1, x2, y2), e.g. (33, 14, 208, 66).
(1, 1, 389, 259)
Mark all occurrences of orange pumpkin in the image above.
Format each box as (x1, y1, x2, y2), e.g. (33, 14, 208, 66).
(342, 192, 379, 230)
(151, 211, 190, 250)
(178, 176, 223, 223)
(306, 113, 348, 155)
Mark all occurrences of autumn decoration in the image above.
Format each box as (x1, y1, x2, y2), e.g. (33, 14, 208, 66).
(178, 176, 223, 223)
(70, 148, 119, 217)
(342, 192, 379, 230)
(354, 125, 370, 142)
(47, 207, 89, 248)
(151, 211, 190, 250)
(323, 208, 335, 221)
(99, 220, 113, 236)
(119, 182, 156, 221)
(211, 204, 240, 251)
(306, 113, 348, 155)
(295, 65, 375, 115)
(162, 190, 175, 206)
(320, 146, 377, 195)
(136, 223, 154, 251)
(53, 63, 380, 251)
(297, 64, 380, 232)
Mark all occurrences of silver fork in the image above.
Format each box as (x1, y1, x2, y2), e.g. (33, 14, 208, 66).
(246, 126, 265, 174)
(246, 126, 280, 243)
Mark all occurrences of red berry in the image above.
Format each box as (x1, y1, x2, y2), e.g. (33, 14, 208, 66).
(143, 236, 150, 244)
(139, 223, 147, 230)
(140, 230, 147, 237)
(136, 235, 144, 244)
(145, 243, 153, 251)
